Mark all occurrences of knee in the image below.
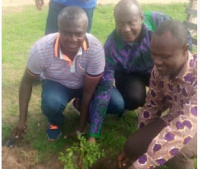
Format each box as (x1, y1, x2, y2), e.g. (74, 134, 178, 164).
(108, 94, 125, 115)
(124, 93, 146, 110)
(107, 88, 125, 115)
(41, 95, 66, 115)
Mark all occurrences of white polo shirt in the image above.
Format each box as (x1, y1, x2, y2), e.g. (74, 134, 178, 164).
(27, 33, 105, 89)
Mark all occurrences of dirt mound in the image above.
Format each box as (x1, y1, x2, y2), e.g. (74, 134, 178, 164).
(2, 146, 63, 169)
(2, 147, 34, 169)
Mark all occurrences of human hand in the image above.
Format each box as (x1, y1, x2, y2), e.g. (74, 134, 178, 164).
(35, 0, 44, 10)
(88, 137, 96, 144)
(12, 123, 27, 139)
(118, 151, 131, 168)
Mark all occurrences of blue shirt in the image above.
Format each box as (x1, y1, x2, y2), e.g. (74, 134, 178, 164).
(52, 0, 97, 8)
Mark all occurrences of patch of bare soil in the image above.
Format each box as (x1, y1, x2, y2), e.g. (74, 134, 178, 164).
(2, 145, 119, 169)
(2, 146, 37, 169)
(2, 145, 64, 169)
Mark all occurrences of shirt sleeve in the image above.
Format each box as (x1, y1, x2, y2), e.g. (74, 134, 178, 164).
(132, 69, 197, 169)
(86, 44, 105, 77)
(151, 11, 172, 26)
(138, 68, 168, 128)
(26, 42, 44, 75)
(88, 43, 117, 138)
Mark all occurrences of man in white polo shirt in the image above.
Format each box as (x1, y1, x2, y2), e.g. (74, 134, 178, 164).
(12, 6, 105, 141)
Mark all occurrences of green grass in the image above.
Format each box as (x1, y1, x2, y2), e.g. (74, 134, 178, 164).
(2, 3, 196, 169)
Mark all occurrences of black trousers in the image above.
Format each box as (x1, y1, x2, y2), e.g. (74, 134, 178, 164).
(114, 71, 150, 110)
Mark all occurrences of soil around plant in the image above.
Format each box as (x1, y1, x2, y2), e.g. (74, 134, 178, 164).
(2, 145, 64, 169)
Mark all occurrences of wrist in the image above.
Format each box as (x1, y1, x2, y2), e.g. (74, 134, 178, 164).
(18, 120, 26, 127)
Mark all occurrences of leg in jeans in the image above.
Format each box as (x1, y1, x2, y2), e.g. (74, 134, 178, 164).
(41, 80, 82, 125)
(165, 133, 197, 169)
(82, 7, 95, 33)
(45, 1, 66, 35)
(107, 87, 125, 116)
(115, 72, 149, 110)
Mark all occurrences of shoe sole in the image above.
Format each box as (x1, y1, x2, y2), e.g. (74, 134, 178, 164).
(47, 132, 62, 142)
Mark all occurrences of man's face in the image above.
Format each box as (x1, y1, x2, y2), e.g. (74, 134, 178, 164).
(58, 18, 87, 55)
(115, 8, 143, 42)
(151, 32, 188, 78)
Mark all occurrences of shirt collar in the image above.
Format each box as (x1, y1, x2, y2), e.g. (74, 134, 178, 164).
(54, 33, 89, 59)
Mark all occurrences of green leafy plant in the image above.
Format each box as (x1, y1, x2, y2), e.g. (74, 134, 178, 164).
(59, 134, 105, 169)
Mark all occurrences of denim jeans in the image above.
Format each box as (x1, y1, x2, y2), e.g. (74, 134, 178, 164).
(107, 87, 125, 116)
(41, 80, 83, 125)
(41, 80, 124, 125)
(45, 1, 95, 34)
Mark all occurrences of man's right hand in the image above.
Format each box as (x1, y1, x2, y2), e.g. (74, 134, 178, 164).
(35, 0, 44, 10)
(12, 123, 27, 139)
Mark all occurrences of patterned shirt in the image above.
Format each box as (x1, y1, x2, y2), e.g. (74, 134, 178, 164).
(27, 33, 105, 89)
(132, 52, 197, 169)
(89, 11, 173, 138)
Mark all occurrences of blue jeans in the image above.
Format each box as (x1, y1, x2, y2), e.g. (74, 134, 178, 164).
(41, 80, 83, 125)
(45, 1, 94, 34)
(107, 87, 125, 116)
(41, 80, 124, 125)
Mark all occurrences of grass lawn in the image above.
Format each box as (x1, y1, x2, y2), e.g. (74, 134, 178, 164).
(2, 2, 196, 169)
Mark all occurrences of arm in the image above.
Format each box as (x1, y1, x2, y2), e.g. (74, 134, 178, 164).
(132, 71, 197, 168)
(13, 41, 44, 138)
(12, 69, 40, 138)
(88, 50, 117, 142)
(35, 0, 45, 10)
(78, 74, 102, 134)
(132, 100, 197, 168)
(138, 67, 167, 128)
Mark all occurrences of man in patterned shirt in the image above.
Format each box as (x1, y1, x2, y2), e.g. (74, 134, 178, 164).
(12, 7, 105, 141)
(118, 20, 197, 169)
(88, 0, 192, 142)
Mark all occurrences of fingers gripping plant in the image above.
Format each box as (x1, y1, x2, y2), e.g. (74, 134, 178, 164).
(59, 134, 104, 169)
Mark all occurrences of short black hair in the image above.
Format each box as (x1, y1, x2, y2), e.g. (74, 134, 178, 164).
(154, 20, 188, 47)
(58, 6, 88, 25)
(114, 0, 143, 17)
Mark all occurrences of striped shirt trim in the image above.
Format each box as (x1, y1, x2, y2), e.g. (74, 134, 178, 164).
(86, 72, 103, 78)
(26, 68, 39, 77)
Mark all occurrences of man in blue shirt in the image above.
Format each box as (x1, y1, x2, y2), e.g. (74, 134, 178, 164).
(35, 0, 97, 34)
